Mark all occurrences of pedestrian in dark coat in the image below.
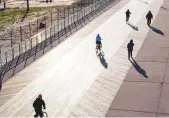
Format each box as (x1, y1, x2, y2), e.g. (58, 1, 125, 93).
(127, 39, 134, 59)
(146, 11, 153, 26)
(126, 9, 131, 22)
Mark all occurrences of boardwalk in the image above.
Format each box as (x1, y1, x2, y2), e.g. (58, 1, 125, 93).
(0, 0, 166, 116)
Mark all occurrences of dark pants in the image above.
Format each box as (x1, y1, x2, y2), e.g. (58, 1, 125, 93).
(128, 50, 133, 58)
(147, 19, 151, 26)
(34, 109, 43, 118)
(126, 15, 129, 22)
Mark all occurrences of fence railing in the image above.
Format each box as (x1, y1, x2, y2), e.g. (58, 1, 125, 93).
(0, 0, 95, 51)
(0, 0, 113, 67)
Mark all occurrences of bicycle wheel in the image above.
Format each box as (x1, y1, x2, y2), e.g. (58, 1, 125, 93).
(43, 112, 48, 117)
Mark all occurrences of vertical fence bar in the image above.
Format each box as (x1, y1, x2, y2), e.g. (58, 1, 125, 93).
(20, 26, 23, 42)
(45, 30, 47, 47)
(25, 40, 26, 52)
(51, 12, 53, 25)
(41, 33, 43, 49)
(19, 43, 21, 55)
(0, 53, 2, 66)
(10, 30, 13, 47)
(73, 5, 75, 14)
(64, 8, 66, 35)
(5, 52, 7, 63)
(29, 22, 31, 37)
(37, 19, 39, 32)
(58, 21, 59, 40)
(54, 25, 56, 40)
(12, 48, 14, 59)
(50, 28, 52, 46)
(45, 16, 47, 29)
(0, 45, 1, 54)
(57, 10, 60, 39)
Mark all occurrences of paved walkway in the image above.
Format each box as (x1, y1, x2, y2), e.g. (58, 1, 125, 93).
(106, 0, 169, 116)
(0, 0, 167, 116)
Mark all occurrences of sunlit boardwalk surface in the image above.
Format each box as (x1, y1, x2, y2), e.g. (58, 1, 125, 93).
(0, 0, 164, 116)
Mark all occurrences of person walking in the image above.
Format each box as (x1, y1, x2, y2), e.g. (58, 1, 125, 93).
(127, 39, 134, 59)
(146, 11, 153, 26)
(33, 94, 46, 118)
(125, 9, 131, 23)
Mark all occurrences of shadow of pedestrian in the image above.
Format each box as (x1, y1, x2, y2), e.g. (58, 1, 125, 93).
(150, 26, 164, 36)
(129, 57, 148, 78)
(138, 0, 149, 4)
(161, 6, 168, 11)
(98, 51, 108, 69)
(127, 22, 139, 31)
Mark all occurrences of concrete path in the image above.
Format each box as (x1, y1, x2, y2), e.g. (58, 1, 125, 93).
(0, 0, 165, 116)
(106, 0, 169, 116)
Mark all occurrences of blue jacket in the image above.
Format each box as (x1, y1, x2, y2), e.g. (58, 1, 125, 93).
(96, 35, 101, 41)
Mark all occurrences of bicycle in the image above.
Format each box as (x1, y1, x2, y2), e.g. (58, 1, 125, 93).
(43, 111, 48, 118)
(34, 110, 48, 118)
(96, 43, 102, 55)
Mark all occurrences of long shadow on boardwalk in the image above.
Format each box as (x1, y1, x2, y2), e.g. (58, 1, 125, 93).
(129, 57, 148, 78)
(150, 26, 164, 36)
(98, 51, 108, 69)
(127, 22, 139, 31)
(138, 0, 149, 4)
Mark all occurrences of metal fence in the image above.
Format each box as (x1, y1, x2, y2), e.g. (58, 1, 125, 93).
(0, 0, 97, 52)
(0, 0, 114, 67)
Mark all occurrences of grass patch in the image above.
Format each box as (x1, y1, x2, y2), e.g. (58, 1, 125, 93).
(0, 6, 62, 29)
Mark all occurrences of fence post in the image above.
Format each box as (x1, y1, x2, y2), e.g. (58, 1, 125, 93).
(45, 16, 47, 29)
(64, 8, 66, 35)
(41, 33, 43, 49)
(45, 30, 47, 47)
(50, 28, 52, 46)
(20, 26, 23, 42)
(54, 25, 56, 40)
(5, 52, 7, 63)
(73, 5, 75, 14)
(37, 19, 39, 32)
(12, 48, 14, 59)
(81, 0, 82, 10)
(57, 10, 60, 39)
(19, 43, 21, 55)
(68, 6, 69, 18)
(29, 22, 31, 37)
(24, 41, 27, 56)
(0, 52, 2, 66)
(10, 30, 13, 47)
(51, 12, 53, 25)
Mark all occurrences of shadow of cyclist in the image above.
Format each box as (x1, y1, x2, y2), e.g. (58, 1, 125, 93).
(98, 51, 108, 69)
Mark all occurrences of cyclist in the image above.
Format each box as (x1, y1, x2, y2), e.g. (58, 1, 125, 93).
(125, 9, 131, 23)
(96, 34, 102, 50)
(33, 94, 46, 118)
